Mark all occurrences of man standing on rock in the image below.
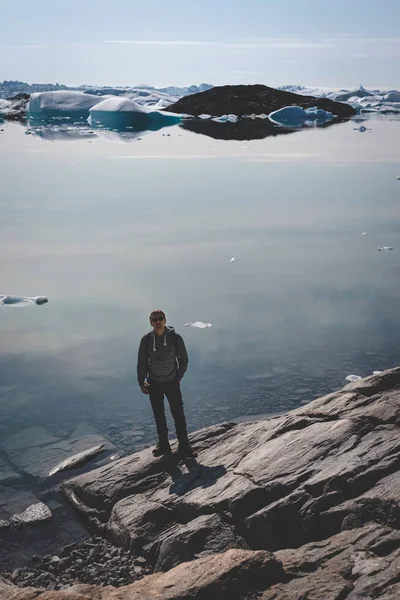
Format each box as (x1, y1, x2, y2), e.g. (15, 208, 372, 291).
(137, 309, 197, 459)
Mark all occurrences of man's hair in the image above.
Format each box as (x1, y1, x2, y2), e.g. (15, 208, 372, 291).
(149, 309, 166, 320)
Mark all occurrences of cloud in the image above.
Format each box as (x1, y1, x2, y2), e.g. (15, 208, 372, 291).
(0, 44, 44, 49)
(103, 39, 334, 50)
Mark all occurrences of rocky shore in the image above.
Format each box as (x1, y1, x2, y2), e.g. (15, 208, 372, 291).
(1, 367, 399, 599)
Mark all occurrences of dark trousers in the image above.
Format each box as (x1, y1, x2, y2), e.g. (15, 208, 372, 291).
(149, 381, 188, 446)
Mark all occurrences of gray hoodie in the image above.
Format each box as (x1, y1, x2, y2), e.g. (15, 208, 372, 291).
(137, 326, 189, 385)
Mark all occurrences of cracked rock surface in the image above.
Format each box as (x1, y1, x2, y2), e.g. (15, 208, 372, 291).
(2, 367, 400, 598)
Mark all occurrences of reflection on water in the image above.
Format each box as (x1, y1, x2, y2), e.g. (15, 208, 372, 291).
(25, 112, 350, 143)
(1, 114, 400, 450)
(27, 115, 179, 142)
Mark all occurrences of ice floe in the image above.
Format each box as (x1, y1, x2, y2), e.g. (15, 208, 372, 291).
(0, 295, 48, 306)
(346, 374, 362, 382)
(378, 246, 393, 251)
(361, 232, 368, 236)
(268, 105, 335, 127)
(185, 321, 212, 329)
(230, 257, 237, 263)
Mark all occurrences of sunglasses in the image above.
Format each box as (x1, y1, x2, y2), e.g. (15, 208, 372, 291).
(151, 315, 164, 323)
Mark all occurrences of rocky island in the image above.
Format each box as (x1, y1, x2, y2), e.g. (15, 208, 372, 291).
(164, 84, 356, 118)
(1, 367, 399, 599)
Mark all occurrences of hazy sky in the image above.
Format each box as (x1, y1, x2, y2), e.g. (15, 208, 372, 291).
(1, 0, 399, 88)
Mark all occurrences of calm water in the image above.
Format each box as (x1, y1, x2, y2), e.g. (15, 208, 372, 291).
(1, 115, 400, 451)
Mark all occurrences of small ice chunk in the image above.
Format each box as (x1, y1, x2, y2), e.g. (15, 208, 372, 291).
(230, 257, 237, 263)
(185, 321, 212, 329)
(373, 370, 382, 375)
(377, 246, 393, 251)
(361, 232, 368, 235)
(198, 114, 212, 119)
(0, 295, 48, 306)
(346, 374, 362, 382)
(211, 114, 238, 123)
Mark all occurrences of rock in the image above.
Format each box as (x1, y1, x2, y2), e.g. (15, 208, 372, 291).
(49, 445, 105, 477)
(164, 84, 356, 118)
(9, 502, 52, 529)
(0, 548, 284, 599)
(0, 425, 113, 480)
(56, 367, 400, 598)
(0, 487, 51, 529)
(147, 513, 250, 572)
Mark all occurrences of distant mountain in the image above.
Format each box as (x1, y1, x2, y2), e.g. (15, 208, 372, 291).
(278, 84, 325, 97)
(0, 80, 68, 99)
(0, 80, 213, 100)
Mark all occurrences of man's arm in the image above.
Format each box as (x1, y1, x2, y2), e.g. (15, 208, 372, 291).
(176, 334, 189, 381)
(137, 335, 149, 386)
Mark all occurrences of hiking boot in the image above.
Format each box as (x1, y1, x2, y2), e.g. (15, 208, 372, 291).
(178, 443, 198, 459)
(152, 441, 172, 457)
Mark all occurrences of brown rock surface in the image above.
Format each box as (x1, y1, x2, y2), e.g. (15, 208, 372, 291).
(0, 548, 284, 599)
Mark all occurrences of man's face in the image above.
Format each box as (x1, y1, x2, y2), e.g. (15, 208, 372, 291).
(150, 313, 165, 332)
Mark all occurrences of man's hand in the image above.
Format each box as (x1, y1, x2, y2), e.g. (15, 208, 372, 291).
(140, 382, 150, 395)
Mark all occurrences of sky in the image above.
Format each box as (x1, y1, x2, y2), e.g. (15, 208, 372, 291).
(1, 0, 399, 89)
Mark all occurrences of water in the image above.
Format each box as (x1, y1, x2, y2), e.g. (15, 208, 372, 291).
(1, 115, 400, 453)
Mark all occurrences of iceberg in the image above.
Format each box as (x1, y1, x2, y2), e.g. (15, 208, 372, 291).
(184, 321, 212, 329)
(88, 96, 181, 128)
(28, 91, 106, 117)
(346, 374, 362, 382)
(268, 105, 335, 127)
(378, 246, 393, 251)
(0, 295, 48, 306)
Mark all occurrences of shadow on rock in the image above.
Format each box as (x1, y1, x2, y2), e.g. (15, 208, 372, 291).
(168, 462, 227, 496)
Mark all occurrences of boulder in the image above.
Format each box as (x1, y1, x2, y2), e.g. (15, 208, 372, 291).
(164, 84, 356, 118)
(1, 425, 112, 480)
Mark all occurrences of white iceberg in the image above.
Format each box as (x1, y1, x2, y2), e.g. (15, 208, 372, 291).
(382, 91, 400, 103)
(28, 91, 106, 117)
(230, 257, 237, 263)
(88, 96, 181, 128)
(0, 99, 11, 114)
(378, 246, 393, 251)
(346, 374, 362, 382)
(361, 232, 368, 236)
(0, 295, 48, 306)
(268, 105, 335, 127)
(184, 321, 212, 329)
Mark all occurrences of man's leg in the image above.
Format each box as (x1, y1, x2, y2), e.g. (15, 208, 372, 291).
(165, 382, 197, 457)
(149, 384, 170, 454)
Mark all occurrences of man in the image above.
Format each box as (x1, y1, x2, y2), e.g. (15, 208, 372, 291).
(137, 309, 197, 459)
